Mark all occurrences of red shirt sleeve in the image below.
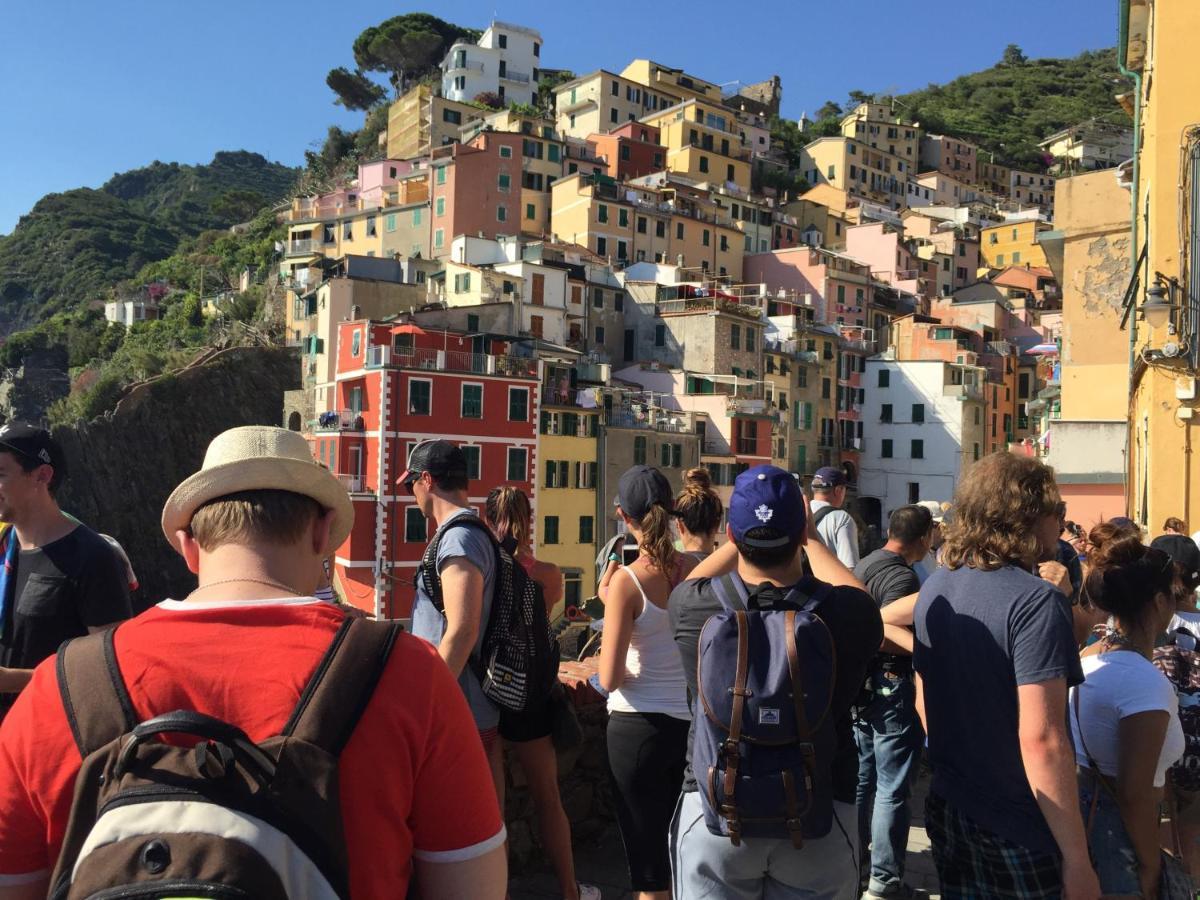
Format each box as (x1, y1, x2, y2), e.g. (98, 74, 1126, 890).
(0, 659, 79, 876)
(407, 641, 505, 861)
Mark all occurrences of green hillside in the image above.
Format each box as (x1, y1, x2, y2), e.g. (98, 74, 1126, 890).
(0, 151, 299, 337)
(897, 46, 1130, 169)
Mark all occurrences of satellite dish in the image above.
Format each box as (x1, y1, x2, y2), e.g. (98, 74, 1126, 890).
(1163, 341, 1183, 358)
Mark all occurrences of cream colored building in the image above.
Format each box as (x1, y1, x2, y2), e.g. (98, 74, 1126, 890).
(553, 69, 680, 140)
(386, 84, 484, 161)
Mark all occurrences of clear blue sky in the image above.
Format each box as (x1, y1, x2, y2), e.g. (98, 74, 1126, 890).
(0, 0, 1118, 235)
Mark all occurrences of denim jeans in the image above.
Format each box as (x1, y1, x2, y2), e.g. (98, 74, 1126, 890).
(1079, 770, 1142, 896)
(854, 673, 924, 896)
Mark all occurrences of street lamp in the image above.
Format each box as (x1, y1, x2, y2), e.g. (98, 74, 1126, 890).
(1140, 283, 1178, 330)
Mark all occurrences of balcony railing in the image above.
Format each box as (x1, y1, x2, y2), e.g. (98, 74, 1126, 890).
(445, 60, 484, 73)
(607, 412, 690, 433)
(944, 383, 984, 401)
(657, 297, 762, 320)
(286, 240, 317, 256)
(316, 409, 364, 431)
(366, 345, 538, 378)
(735, 438, 762, 455)
(726, 397, 768, 416)
(500, 69, 531, 83)
(336, 473, 365, 493)
(542, 386, 581, 407)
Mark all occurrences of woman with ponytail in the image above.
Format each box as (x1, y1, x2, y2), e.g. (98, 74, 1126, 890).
(483, 487, 600, 900)
(674, 467, 723, 562)
(1069, 525, 1186, 897)
(599, 465, 696, 900)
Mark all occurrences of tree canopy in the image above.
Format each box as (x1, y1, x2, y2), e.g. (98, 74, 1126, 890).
(326, 67, 387, 111)
(347, 13, 480, 98)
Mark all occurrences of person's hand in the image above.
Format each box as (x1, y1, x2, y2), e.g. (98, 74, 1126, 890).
(1038, 560, 1072, 597)
(802, 489, 817, 541)
(1061, 855, 1101, 900)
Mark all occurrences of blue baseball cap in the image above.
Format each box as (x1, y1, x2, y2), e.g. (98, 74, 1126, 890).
(811, 466, 846, 489)
(729, 465, 806, 548)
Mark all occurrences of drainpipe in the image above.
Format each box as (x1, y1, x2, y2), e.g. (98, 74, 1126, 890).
(1117, 0, 1143, 511)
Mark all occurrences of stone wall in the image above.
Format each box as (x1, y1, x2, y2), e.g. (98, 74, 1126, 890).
(505, 658, 616, 873)
(0, 347, 70, 425)
(53, 346, 300, 607)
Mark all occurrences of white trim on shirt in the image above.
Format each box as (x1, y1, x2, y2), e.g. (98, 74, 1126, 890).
(412, 826, 507, 863)
(156, 597, 320, 611)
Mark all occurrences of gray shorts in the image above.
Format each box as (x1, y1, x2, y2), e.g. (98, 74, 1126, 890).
(670, 790, 860, 899)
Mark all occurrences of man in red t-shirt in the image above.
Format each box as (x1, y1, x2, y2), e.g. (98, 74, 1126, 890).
(0, 426, 506, 900)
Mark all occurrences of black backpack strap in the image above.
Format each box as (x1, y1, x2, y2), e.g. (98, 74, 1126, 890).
(56, 627, 137, 757)
(283, 616, 403, 755)
(811, 506, 838, 529)
(420, 515, 498, 614)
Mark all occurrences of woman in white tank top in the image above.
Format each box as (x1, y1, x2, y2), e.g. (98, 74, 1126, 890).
(598, 466, 696, 900)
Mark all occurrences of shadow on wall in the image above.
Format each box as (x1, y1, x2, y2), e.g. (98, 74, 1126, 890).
(52, 346, 301, 610)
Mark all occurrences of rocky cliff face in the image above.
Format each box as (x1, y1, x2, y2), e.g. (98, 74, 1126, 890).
(53, 346, 299, 607)
(0, 347, 70, 425)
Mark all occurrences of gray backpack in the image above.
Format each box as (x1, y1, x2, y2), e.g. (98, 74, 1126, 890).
(49, 617, 401, 900)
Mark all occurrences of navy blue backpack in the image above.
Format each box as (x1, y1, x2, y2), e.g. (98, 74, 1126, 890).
(694, 572, 836, 848)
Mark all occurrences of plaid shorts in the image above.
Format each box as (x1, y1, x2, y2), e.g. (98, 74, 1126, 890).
(925, 792, 1063, 899)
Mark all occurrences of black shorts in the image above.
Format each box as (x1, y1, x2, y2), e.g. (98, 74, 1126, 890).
(499, 697, 555, 743)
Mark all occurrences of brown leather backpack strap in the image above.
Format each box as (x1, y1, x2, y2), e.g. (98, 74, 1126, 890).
(721, 610, 751, 845)
(56, 627, 137, 757)
(283, 616, 403, 755)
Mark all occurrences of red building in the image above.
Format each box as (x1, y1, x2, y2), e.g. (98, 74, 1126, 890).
(589, 121, 665, 181)
(312, 320, 541, 618)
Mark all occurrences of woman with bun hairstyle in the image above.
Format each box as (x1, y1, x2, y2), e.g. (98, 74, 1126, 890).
(1069, 525, 1186, 898)
(484, 487, 601, 900)
(673, 467, 723, 562)
(599, 465, 697, 900)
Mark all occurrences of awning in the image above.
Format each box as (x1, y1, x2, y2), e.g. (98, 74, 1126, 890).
(1026, 343, 1060, 355)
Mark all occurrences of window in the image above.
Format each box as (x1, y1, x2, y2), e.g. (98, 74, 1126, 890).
(435, 197, 445, 216)
(506, 447, 527, 481)
(996, 253, 1004, 266)
(595, 325, 605, 343)
(462, 445, 481, 480)
(545, 460, 569, 488)
(907, 482, 920, 504)
(508, 387, 529, 421)
(878, 368, 890, 388)
(654, 323, 666, 347)
(526, 203, 536, 221)
(655, 220, 666, 238)
(633, 435, 646, 465)
(610, 108, 619, 124)
(720, 234, 728, 252)
(746, 328, 755, 352)
(823, 341, 833, 360)
(579, 516, 594, 544)
(882, 439, 893, 458)
(385, 214, 396, 232)
(1012, 251, 1021, 263)
(618, 208, 629, 228)
(730, 324, 741, 350)
(435, 167, 447, 185)
(434, 229, 444, 249)
(676, 222, 684, 240)
(443, 108, 462, 125)
(699, 156, 709, 173)
(499, 145, 513, 159)
(912, 404, 924, 423)
(880, 403, 892, 423)
(827, 164, 835, 179)
(405, 507, 428, 542)
(611, 80, 620, 96)
(461, 384, 483, 418)
(617, 240, 627, 261)
(598, 204, 609, 224)
(593, 288, 604, 309)
(973, 443, 981, 461)
(822, 378, 831, 399)
(351, 329, 361, 357)
(533, 41, 540, 57)
(498, 173, 511, 192)
(975, 407, 981, 425)
(911, 439, 924, 459)
(409, 379, 431, 415)
(497, 205, 507, 222)
(342, 221, 353, 240)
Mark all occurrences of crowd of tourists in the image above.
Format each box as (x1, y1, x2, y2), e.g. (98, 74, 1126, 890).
(0, 420, 1198, 899)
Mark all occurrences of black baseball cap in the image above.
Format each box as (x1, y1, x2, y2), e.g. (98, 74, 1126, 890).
(397, 439, 467, 491)
(0, 422, 65, 483)
(617, 465, 674, 520)
(1151, 535, 1200, 588)
(811, 466, 846, 489)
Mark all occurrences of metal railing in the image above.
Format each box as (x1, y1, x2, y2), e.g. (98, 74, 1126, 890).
(336, 474, 364, 493)
(657, 297, 762, 320)
(445, 60, 484, 73)
(735, 438, 761, 455)
(286, 240, 317, 256)
(607, 412, 690, 433)
(365, 345, 538, 378)
(501, 69, 531, 83)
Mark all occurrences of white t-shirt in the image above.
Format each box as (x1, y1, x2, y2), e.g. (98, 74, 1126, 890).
(1070, 651, 1186, 787)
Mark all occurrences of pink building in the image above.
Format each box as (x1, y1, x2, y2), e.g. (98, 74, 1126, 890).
(429, 132, 524, 257)
(844, 222, 924, 300)
(744, 246, 873, 326)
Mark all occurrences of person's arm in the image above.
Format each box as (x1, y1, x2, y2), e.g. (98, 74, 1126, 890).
(882, 625, 914, 654)
(834, 515, 860, 569)
(413, 846, 506, 900)
(0, 669, 32, 693)
(914, 671, 927, 732)
(1115, 711, 1170, 898)
(881, 592, 919, 627)
(437, 559, 484, 677)
(804, 532, 867, 591)
(532, 560, 563, 616)
(688, 538, 739, 581)
(598, 570, 638, 692)
(1017, 680, 1101, 900)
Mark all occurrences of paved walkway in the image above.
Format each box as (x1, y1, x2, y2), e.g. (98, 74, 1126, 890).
(510, 776, 941, 899)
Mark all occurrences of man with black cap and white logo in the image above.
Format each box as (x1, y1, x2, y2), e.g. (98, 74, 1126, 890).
(401, 439, 504, 800)
(810, 466, 860, 570)
(0, 422, 131, 716)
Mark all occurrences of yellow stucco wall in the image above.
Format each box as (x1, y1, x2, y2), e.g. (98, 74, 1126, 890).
(1128, 0, 1200, 528)
(536, 424, 601, 606)
(980, 220, 1049, 269)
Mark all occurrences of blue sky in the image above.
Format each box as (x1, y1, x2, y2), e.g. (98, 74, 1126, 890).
(0, 0, 1118, 235)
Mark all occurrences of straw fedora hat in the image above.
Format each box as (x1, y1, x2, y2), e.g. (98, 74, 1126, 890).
(161, 426, 354, 554)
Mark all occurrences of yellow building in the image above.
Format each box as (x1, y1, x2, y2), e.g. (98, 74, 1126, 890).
(839, 102, 922, 163)
(1122, 0, 1200, 528)
(550, 172, 744, 277)
(386, 83, 484, 160)
(641, 98, 753, 193)
(979, 219, 1051, 270)
(536, 374, 603, 607)
(553, 69, 681, 140)
(620, 59, 723, 104)
(799, 138, 910, 210)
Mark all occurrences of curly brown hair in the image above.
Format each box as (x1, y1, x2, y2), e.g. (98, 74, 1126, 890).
(674, 467, 723, 538)
(940, 453, 1061, 571)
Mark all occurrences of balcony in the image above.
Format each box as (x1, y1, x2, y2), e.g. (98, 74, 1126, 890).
(315, 409, 364, 432)
(726, 397, 768, 416)
(943, 383, 984, 401)
(542, 386, 582, 407)
(445, 59, 484, 73)
(735, 438, 763, 455)
(500, 69, 531, 84)
(366, 345, 538, 378)
(286, 240, 318, 257)
(607, 412, 690, 433)
(558, 93, 597, 114)
(657, 296, 762, 321)
(336, 473, 366, 493)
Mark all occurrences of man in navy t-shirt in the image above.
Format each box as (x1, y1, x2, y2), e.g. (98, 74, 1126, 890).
(914, 453, 1099, 900)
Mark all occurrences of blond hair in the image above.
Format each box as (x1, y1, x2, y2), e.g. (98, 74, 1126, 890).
(189, 489, 322, 551)
(485, 486, 531, 548)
